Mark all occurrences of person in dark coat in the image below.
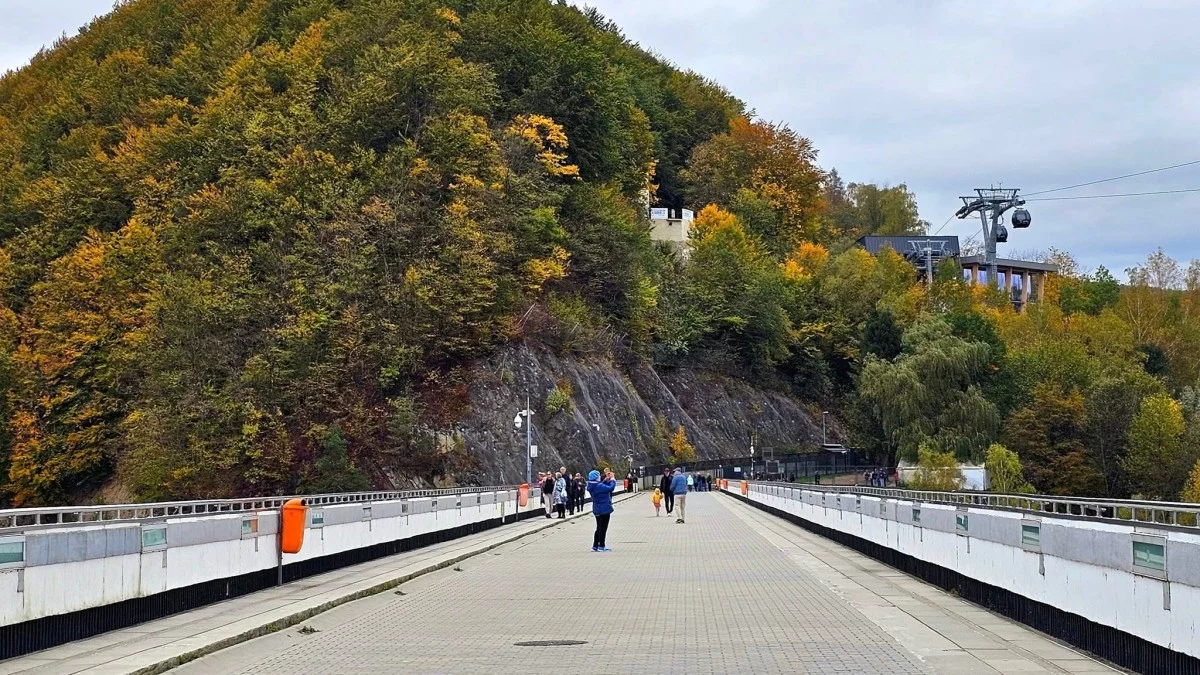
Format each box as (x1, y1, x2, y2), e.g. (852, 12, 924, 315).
(659, 468, 674, 515)
(573, 473, 586, 513)
(541, 472, 555, 518)
(565, 472, 578, 515)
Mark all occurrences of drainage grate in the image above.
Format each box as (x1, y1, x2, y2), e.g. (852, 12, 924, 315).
(513, 640, 588, 647)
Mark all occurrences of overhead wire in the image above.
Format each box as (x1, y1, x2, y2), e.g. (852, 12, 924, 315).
(927, 160, 1200, 240)
(1024, 159, 1200, 196)
(1025, 187, 1200, 202)
(930, 213, 957, 236)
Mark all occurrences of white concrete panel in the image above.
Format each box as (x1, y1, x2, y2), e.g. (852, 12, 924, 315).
(1169, 582, 1200, 657)
(0, 569, 24, 624)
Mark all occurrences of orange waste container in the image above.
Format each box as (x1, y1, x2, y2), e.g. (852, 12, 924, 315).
(518, 483, 530, 508)
(281, 498, 307, 554)
(740, 480, 748, 495)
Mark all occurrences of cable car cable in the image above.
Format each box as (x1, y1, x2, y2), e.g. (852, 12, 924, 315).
(1024, 160, 1200, 197)
(930, 213, 958, 236)
(1025, 187, 1200, 202)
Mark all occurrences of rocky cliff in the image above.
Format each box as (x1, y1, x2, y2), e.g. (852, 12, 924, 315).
(454, 343, 826, 483)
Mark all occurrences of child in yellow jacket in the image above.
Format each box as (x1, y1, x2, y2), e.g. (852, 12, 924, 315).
(652, 488, 663, 516)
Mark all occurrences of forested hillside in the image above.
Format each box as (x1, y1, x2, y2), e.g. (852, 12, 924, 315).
(1, 0, 1198, 506)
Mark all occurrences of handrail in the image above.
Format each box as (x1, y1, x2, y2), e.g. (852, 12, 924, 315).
(0, 485, 519, 533)
(746, 481, 1200, 531)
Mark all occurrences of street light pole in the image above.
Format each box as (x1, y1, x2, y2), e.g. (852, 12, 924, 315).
(524, 395, 532, 486)
(749, 432, 755, 480)
(822, 411, 828, 445)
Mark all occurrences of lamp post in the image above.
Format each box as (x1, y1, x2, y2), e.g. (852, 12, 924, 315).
(822, 411, 829, 445)
(514, 396, 533, 486)
(749, 434, 755, 480)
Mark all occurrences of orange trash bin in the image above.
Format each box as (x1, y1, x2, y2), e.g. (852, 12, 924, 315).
(518, 483, 530, 508)
(740, 480, 748, 495)
(280, 498, 307, 554)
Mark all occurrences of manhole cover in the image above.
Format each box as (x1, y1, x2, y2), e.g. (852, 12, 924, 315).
(513, 640, 588, 647)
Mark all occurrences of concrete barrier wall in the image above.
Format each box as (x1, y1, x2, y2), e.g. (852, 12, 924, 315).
(0, 484, 619, 628)
(727, 482, 1200, 660)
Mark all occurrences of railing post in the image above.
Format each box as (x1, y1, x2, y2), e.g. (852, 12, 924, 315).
(276, 509, 285, 586)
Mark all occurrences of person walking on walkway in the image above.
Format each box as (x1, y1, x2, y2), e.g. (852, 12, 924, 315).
(541, 472, 555, 518)
(553, 472, 568, 519)
(670, 468, 689, 524)
(686, 473, 694, 492)
(659, 468, 674, 515)
(587, 468, 616, 551)
(652, 487, 662, 516)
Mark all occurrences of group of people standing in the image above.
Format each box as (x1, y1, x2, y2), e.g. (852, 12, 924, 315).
(863, 468, 890, 487)
(538, 467, 586, 518)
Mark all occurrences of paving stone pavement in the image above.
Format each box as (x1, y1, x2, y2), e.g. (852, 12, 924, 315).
(172, 493, 1123, 675)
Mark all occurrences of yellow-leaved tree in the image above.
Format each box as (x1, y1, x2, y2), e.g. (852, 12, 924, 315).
(1181, 459, 1200, 504)
(668, 425, 697, 466)
(908, 445, 964, 492)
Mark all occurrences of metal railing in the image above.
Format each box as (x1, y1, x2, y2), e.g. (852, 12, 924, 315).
(746, 481, 1200, 530)
(0, 485, 519, 534)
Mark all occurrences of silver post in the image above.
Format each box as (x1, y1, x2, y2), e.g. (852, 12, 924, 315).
(276, 510, 284, 586)
(524, 395, 532, 486)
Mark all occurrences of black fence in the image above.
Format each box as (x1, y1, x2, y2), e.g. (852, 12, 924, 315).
(638, 449, 872, 483)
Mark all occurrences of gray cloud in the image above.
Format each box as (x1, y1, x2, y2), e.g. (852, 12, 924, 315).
(4, 1, 1199, 276)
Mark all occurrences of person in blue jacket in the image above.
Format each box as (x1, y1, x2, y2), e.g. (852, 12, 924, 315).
(670, 468, 689, 524)
(586, 468, 616, 552)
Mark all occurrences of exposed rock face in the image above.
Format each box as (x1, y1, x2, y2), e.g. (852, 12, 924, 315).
(456, 343, 823, 483)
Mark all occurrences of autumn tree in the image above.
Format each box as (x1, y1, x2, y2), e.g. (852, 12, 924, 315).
(1003, 384, 1104, 496)
(908, 446, 963, 491)
(684, 117, 825, 253)
(668, 425, 697, 465)
(1084, 369, 1166, 497)
(825, 181, 928, 241)
(1181, 460, 1200, 503)
(1124, 394, 1191, 499)
(7, 221, 162, 505)
(984, 444, 1032, 493)
(685, 205, 795, 373)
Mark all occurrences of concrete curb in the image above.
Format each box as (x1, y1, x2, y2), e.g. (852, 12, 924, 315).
(136, 492, 638, 675)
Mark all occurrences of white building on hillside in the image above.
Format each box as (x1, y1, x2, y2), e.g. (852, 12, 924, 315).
(649, 207, 693, 257)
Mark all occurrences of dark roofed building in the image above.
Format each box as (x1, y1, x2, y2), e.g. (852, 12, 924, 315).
(857, 235, 960, 283)
(857, 235, 960, 258)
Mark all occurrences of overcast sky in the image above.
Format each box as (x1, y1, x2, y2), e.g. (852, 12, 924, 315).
(4, 1, 1200, 276)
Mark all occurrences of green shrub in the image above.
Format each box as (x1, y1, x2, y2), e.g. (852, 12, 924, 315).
(545, 382, 574, 416)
